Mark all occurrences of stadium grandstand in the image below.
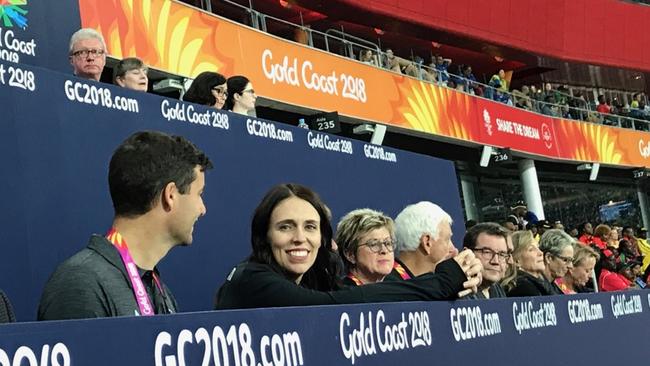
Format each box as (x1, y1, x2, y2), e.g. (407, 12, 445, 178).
(1, 0, 650, 364)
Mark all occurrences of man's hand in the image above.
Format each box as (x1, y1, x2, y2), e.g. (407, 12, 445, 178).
(453, 249, 483, 297)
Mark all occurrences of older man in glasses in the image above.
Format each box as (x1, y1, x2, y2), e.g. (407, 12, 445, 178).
(462, 223, 509, 299)
(68, 28, 106, 82)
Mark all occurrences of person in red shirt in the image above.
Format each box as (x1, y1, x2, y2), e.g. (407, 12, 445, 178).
(596, 95, 611, 114)
(578, 222, 594, 245)
(599, 257, 632, 292)
(591, 224, 610, 250)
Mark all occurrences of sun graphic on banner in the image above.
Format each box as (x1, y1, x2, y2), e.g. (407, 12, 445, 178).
(0, 0, 28, 29)
(79, 0, 231, 78)
(558, 121, 622, 164)
(397, 80, 475, 141)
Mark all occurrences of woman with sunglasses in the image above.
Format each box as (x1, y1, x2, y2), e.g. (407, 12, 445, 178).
(183, 71, 228, 109)
(335, 208, 395, 286)
(224, 75, 257, 115)
(215, 183, 483, 309)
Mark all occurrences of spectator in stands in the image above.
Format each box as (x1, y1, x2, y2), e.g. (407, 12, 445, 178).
(113, 57, 148, 92)
(502, 230, 549, 296)
(458, 65, 481, 96)
(214, 184, 483, 309)
(556, 243, 599, 294)
(38, 131, 212, 320)
(568, 92, 588, 121)
(183, 72, 228, 110)
(462, 223, 509, 299)
(535, 220, 553, 240)
(335, 208, 395, 286)
(631, 93, 641, 109)
(541, 95, 559, 117)
(502, 216, 518, 231)
(433, 55, 452, 85)
(578, 222, 594, 245)
(510, 200, 538, 229)
(224, 75, 257, 115)
(68, 28, 106, 82)
(0, 289, 15, 323)
(636, 228, 650, 272)
(414, 56, 434, 82)
(597, 95, 611, 114)
(359, 49, 377, 66)
(513, 86, 533, 111)
(622, 226, 641, 257)
(538, 229, 574, 294)
(607, 225, 620, 248)
(599, 256, 632, 291)
(591, 224, 610, 250)
(383, 49, 402, 74)
(385, 201, 459, 281)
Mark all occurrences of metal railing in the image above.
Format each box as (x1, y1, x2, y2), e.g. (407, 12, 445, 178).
(204, 0, 650, 131)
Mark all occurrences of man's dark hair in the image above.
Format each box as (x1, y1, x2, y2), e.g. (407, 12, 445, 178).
(113, 57, 146, 83)
(183, 71, 227, 107)
(463, 222, 509, 250)
(250, 183, 340, 291)
(109, 130, 212, 217)
(579, 222, 591, 235)
(224, 75, 250, 111)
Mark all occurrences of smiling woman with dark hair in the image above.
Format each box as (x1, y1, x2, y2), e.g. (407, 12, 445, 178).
(214, 183, 484, 309)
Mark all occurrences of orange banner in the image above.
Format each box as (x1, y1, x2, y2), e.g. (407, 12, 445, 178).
(79, 0, 650, 168)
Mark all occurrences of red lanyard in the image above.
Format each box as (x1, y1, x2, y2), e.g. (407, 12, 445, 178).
(346, 273, 364, 286)
(393, 262, 412, 280)
(106, 228, 157, 316)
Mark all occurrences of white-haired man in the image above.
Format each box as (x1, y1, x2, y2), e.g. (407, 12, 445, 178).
(69, 28, 106, 81)
(385, 201, 459, 281)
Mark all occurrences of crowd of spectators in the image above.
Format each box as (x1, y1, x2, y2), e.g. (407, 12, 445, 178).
(346, 44, 650, 130)
(494, 201, 650, 294)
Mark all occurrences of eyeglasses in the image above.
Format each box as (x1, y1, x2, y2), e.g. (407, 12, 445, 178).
(71, 49, 105, 58)
(212, 87, 228, 97)
(241, 89, 255, 95)
(358, 239, 395, 253)
(553, 254, 574, 264)
(472, 248, 510, 263)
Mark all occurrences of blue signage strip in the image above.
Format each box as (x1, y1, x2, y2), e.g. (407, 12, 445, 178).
(0, 292, 648, 365)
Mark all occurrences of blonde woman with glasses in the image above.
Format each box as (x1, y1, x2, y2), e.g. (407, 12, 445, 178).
(335, 208, 395, 285)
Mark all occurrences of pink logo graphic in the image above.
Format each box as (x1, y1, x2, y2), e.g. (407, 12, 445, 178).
(542, 123, 553, 149)
(483, 109, 493, 136)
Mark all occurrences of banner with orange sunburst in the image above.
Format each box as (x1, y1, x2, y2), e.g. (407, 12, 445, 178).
(554, 119, 625, 165)
(77, 0, 650, 168)
(79, 0, 234, 78)
(393, 77, 478, 141)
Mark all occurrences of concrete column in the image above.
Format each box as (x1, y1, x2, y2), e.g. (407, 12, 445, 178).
(518, 159, 545, 220)
(459, 174, 480, 221)
(638, 186, 650, 230)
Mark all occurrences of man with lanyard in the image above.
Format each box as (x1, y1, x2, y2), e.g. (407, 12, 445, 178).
(38, 131, 212, 320)
(384, 201, 459, 281)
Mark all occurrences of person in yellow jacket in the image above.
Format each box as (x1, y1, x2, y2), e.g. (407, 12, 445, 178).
(636, 228, 650, 271)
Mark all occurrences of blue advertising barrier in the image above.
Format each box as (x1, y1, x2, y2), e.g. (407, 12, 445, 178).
(0, 0, 80, 73)
(0, 291, 648, 365)
(0, 60, 465, 321)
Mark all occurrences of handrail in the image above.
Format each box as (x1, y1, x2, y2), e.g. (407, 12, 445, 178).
(206, 0, 650, 131)
(325, 28, 382, 56)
